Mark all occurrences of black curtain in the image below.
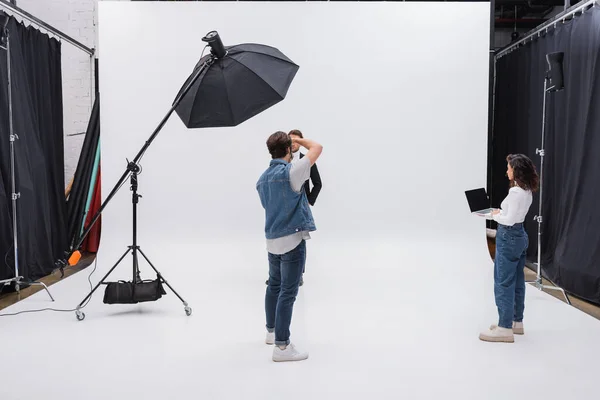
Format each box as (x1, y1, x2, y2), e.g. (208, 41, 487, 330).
(491, 7, 600, 304)
(0, 14, 66, 283)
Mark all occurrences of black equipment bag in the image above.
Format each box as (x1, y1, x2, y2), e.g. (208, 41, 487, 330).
(103, 281, 136, 304)
(133, 278, 167, 303)
(103, 277, 166, 304)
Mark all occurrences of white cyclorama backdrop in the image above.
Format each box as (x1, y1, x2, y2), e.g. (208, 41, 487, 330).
(13, 5, 600, 400)
(98, 2, 489, 250)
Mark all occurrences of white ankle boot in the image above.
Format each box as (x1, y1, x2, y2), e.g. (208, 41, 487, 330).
(480, 325, 514, 343)
(490, 321, 524, 335)
(513, 321, 524, 335)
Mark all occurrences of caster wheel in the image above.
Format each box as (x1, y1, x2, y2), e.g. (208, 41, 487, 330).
(185, 306, 192, 316)
(76, 311, 85, 321)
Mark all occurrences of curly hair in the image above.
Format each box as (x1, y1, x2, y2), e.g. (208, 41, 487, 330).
(507, 154, 539, 192)
(266, 131, 292, 159)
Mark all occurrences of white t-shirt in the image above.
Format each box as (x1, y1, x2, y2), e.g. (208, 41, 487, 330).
(493, 186, 533, 226)
(266, 157, 312, 255)
(292, 150, 300, 163)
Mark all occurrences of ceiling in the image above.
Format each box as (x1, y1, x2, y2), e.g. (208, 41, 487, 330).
(494, 0, 571, 29)
(130, 0, 580, 33)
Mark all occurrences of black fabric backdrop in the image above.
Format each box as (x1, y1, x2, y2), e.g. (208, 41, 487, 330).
(66, 95, 99, 251)
(491, 7, 600, 304)
(0, 14, 66, 283)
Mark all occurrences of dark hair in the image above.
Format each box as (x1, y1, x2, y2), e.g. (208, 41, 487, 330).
(507, 154, 539, 192)
(288, 129, 303, 138)
(266, 131, 292, 159)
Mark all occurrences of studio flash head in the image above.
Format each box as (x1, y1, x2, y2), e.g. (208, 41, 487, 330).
(202, 30, 227, 59)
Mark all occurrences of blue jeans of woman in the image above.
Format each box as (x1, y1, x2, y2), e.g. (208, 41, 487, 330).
(265, 240, 306, 346)
(494, 223, 528, 329)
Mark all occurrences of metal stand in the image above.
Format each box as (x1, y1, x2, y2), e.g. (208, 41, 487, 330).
(55, 57, 213, 275)
(0, 25, 54, 301)
(59, 58, 213, 320)
(74, 162, 192, 321)
(527, 77, 570, 305)
(54, 59, 212, 320)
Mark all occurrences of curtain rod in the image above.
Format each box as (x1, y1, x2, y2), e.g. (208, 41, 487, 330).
(0, 0, 94, 56)
(495, 0, 598, 59)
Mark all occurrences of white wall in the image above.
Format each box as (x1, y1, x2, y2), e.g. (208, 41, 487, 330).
(98, 1, 490, 255)
(14, 0, 96, 186)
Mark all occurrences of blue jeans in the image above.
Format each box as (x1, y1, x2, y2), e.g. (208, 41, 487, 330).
(494, 223, 528, 329)
(265, 240, 306, 346)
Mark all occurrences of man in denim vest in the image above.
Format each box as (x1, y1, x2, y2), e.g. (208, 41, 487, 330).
(264, 129, 322, 287)
(256, 131, 323, 362)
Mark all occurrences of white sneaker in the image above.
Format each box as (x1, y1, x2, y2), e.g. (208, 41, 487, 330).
(490, 321, 525, 335)
(272, 343, 309, 362)
(265, 331, 274, 345)
(479, 325, 514, 343)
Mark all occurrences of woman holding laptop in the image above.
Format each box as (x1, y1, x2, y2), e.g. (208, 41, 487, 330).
(480, 154, 539, 343)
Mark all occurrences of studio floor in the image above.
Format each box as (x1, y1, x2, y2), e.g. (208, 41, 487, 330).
(1, 237, 599, 400)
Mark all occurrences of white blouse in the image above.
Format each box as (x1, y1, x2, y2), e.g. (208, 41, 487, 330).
(493, 186, 533, 226)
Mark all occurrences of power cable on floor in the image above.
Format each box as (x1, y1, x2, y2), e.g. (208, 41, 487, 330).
(0, 255, 98, 317)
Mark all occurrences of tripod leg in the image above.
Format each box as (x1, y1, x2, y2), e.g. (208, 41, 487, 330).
(29, 282, 55, 302)
(133, 248, 142, 283)
(76, 248, 131, 311)
(542, 285, 571, 305)
(137, 248, 191, 315)
(527, 277, 571, 305)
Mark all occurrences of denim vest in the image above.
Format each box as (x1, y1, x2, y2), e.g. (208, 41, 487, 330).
(256, 159, 316, 240)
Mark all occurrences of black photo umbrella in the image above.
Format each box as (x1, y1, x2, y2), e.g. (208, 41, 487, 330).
(56, 31, 300, 320)
(175, 42, 299, 128)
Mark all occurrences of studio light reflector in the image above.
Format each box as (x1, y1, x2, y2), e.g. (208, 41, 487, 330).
(174, 31, 299, 128)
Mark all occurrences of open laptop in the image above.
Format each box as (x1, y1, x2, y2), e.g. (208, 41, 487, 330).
(465, 188, 495, 217)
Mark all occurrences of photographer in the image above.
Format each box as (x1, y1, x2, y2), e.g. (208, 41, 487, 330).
(256, 131, 323, 362)
(265, 129, 322, 287)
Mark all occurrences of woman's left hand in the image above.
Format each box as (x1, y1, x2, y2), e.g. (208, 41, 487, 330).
(492, 209, 501, 216)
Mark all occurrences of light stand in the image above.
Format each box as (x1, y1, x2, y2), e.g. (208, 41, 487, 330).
(72, 33, 224, 321)
(0, 15, 54, 301)
(528, 51, 570, 305)
(74, 161, 192, 321)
